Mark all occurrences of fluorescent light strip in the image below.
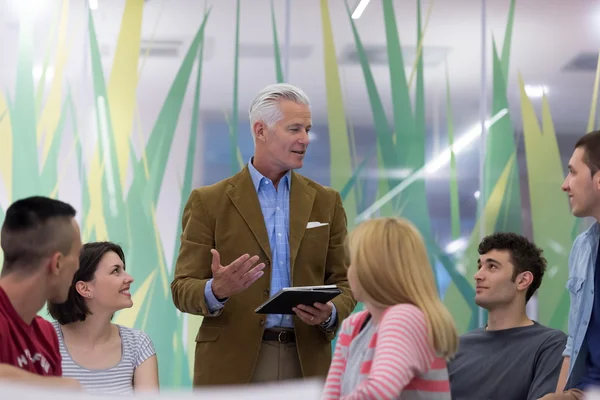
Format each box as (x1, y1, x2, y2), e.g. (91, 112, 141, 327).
(89, 0, 98, 10)
(355, 108, 509, 223)
(352, 0, 372, 19)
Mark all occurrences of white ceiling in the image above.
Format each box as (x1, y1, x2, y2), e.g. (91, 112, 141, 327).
(1, 0, 599, 136)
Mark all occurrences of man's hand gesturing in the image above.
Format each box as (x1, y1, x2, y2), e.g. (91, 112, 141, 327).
(210, 249, 266, 300)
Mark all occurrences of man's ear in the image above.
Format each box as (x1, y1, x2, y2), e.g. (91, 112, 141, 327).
(516, 271, 534, 292)
(48, 252, 62, 276)
(253, 121, 267, 142)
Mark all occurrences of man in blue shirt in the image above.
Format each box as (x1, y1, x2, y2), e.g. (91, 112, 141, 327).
(541, 131, 600, 399)
(171, 83, 356, 386)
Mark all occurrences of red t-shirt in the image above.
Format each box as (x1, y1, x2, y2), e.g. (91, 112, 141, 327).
(0, 286, 62, 376)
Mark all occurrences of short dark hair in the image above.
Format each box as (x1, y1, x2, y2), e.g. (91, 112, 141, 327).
(575, 131, 600, 176)
(48, 241, 125, 325)
(1, 196, 77, 275)
(478, 232, 547, 302)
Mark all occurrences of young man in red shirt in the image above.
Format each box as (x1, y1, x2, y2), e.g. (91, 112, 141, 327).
(0, 196, 82, 388)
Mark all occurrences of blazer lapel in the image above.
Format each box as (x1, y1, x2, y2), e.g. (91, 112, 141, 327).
(226, 167, 272, 261)
(289, 172, 316, 275)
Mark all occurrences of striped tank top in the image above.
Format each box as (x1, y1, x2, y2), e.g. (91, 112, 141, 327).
(52, 321, 156, 395)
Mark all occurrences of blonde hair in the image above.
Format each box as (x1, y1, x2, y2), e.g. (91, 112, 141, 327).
(349, 217, 459, 358)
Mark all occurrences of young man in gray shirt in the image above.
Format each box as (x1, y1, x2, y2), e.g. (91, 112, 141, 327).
(448, 232, 567, 400)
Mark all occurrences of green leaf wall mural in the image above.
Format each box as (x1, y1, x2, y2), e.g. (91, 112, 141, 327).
(271, 0, 284, 84)
(445, 62, 460, 242)
(0, 0, 588, 389)
(321, 0, 357, 227)
(442, 0, 520, 333)
(519, 75, 573, 331)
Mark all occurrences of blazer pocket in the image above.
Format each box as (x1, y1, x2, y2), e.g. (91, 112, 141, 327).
(304, 224, 330, 240)
(195, 326, 221, 343)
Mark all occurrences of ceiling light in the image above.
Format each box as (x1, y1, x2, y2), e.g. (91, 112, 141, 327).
(352, 0, 371, 19)
(355, 108, 509, 222)
(89, 0, 98, 10)
(524, 85, 548, 98)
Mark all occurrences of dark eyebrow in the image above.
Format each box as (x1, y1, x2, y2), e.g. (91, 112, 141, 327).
(481, 258, 502, 266)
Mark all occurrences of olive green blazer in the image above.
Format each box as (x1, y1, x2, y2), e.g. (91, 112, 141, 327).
(171, 165, 356, 386)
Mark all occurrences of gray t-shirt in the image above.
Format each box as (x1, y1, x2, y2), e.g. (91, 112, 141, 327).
(448, 322, 566, 400)
(52, 322, 156, 395)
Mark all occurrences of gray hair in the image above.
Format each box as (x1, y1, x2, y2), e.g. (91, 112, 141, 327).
(248, 83, 311, 131)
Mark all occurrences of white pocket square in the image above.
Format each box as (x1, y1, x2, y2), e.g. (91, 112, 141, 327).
(306, 221, 329, 229)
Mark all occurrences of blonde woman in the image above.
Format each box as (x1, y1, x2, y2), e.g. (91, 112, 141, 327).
(322, 217, 458, 399)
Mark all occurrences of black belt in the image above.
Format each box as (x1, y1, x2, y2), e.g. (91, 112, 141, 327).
(262, 329, 295, 344)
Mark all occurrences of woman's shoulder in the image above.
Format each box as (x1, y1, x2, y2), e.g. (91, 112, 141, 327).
(115, 325, 156, 365)
(115, 324, 150, 339)
(342, 310, 370, 329)
(50, 320, 62, 338)
(381, 303, 426, 328)
(115, 324, 154, 344)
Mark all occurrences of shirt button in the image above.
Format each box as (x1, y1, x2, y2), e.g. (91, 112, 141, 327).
(584, 321, 588, 325)
(278, 232, 282, 237)
(276, 207, 280, 210)
(259, 320, 265, 326)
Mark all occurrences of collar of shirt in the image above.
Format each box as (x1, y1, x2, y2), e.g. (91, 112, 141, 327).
(248, 157, 291, 192)
(583, 220, 600, 240)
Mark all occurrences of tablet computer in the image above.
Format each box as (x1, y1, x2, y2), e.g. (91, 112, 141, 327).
(254, 285, 342, 315)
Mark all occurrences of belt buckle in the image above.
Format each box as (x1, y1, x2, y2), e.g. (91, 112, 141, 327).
(277, 331, 289, 343)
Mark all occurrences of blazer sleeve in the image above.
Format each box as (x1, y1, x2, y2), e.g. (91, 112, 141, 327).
(171, 189, 221, 317)
(322, 191, 356, 339)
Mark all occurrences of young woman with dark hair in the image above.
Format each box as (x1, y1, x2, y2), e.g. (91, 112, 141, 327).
(48, 241, 159, 395)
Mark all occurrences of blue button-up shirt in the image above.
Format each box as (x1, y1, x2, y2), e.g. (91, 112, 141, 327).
(247, 160, 293, 328)
(204, 161, 336, 329)
(564, 221, 600, 388)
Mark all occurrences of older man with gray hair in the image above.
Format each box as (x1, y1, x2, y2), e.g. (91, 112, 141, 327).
(171, 83, 356, 386)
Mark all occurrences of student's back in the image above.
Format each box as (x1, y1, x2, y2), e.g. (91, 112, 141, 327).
(320, 217, 458, 399)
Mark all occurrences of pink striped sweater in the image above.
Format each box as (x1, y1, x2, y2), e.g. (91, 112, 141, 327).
(322, 304, 451, 400)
